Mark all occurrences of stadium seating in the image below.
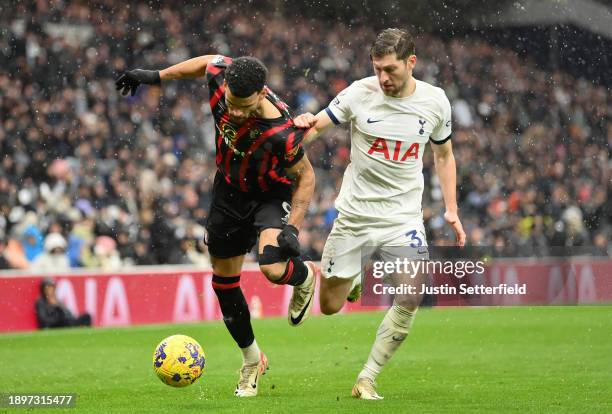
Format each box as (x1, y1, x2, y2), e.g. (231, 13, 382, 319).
(0, 2, 608, 270)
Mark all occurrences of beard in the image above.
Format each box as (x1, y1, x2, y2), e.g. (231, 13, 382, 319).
(380, 78, 408, 97)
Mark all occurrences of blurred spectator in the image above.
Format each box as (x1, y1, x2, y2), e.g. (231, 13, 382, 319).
(169, 237, 210, 266)
(0, 238, 10, 269)
(35, 278, 92, 329)
(3, 238, 29, 269)
(31, 233, 70, 272)
(593, 232, 610, 256)
(22, 225, 44, 263)
(67, 217, 96, 268)
(132, 240, 157, 266)
(92, 236, 122, 270)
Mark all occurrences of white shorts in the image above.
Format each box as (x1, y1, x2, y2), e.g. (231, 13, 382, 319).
(320, 214, 428, 281)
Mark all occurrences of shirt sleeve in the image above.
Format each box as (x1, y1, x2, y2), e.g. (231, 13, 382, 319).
(325, 82, 359, 125)
(205, 55, 232, 97)
(281, 128, 305, 168)
(430, 91, 452, 144)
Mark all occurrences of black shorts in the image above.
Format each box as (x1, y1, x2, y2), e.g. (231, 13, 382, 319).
(205, 173, 292, 259)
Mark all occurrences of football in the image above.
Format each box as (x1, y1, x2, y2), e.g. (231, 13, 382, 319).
(152, 334, 206, 387)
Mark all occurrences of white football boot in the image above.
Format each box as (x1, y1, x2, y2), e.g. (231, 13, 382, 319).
(234, 352, 268, 397)
(352, 377, 384, 400)
(288, 261, 317, 326)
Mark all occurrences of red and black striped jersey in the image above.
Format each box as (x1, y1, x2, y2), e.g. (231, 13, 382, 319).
(205, 55, 305, 194)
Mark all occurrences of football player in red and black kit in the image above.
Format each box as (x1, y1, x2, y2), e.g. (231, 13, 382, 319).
(116, 55, 317, 397)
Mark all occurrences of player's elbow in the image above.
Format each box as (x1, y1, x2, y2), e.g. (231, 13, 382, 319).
(292, 158, 315, 190)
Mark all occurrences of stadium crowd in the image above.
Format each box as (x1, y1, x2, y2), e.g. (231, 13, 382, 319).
(0, 1, 609, 270)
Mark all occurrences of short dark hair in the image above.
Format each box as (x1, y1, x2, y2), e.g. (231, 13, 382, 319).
(225, 56, 268, 98)
(370, 28, 415, 60)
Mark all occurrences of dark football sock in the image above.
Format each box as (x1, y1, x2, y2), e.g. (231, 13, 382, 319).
(273, 257, 309, 286)
(212, 275, 254, 348)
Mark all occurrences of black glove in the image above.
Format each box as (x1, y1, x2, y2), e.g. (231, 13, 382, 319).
(277, 224, 300, 257)
(115, 69, 161, 96)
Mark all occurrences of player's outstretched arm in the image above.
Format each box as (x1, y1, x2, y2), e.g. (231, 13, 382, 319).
(293, 110, 335, 144)
(159, 55, 217, 80)
(431, 140, 466, 246)
(116, 55, 216, 96)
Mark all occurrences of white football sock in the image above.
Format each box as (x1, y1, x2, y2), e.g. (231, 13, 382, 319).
(240, 339, 261, 365)
(358, 305, 416, 382)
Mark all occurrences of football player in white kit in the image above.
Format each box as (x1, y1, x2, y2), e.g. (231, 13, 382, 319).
(294, 28, 466, 399)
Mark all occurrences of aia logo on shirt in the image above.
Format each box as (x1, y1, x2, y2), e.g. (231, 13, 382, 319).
(368, 138, 419, 162)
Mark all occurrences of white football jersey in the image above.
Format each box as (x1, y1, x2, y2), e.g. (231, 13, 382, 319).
(325, 76, 452, 226)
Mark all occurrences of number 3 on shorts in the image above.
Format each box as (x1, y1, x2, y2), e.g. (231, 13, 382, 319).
(405, 230, 423, 247)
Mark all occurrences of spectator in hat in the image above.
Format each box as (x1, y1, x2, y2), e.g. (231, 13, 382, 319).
(32, 233, 70, 272)
(22, 224, 44, 263)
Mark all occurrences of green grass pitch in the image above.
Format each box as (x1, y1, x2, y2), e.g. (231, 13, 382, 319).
(1, 307, 610, 413)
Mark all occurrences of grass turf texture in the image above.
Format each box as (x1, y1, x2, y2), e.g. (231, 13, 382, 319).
(0, 307, 610, 413)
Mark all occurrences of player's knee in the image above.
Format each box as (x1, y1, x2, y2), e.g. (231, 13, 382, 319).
(210, 256, 240, 276)
(393, 295, 420, 312)
(258, 244, 289, 282)
(259, 263, 286, 282)
(210, 256, 222, 272)
(319, 296, 343, 315)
